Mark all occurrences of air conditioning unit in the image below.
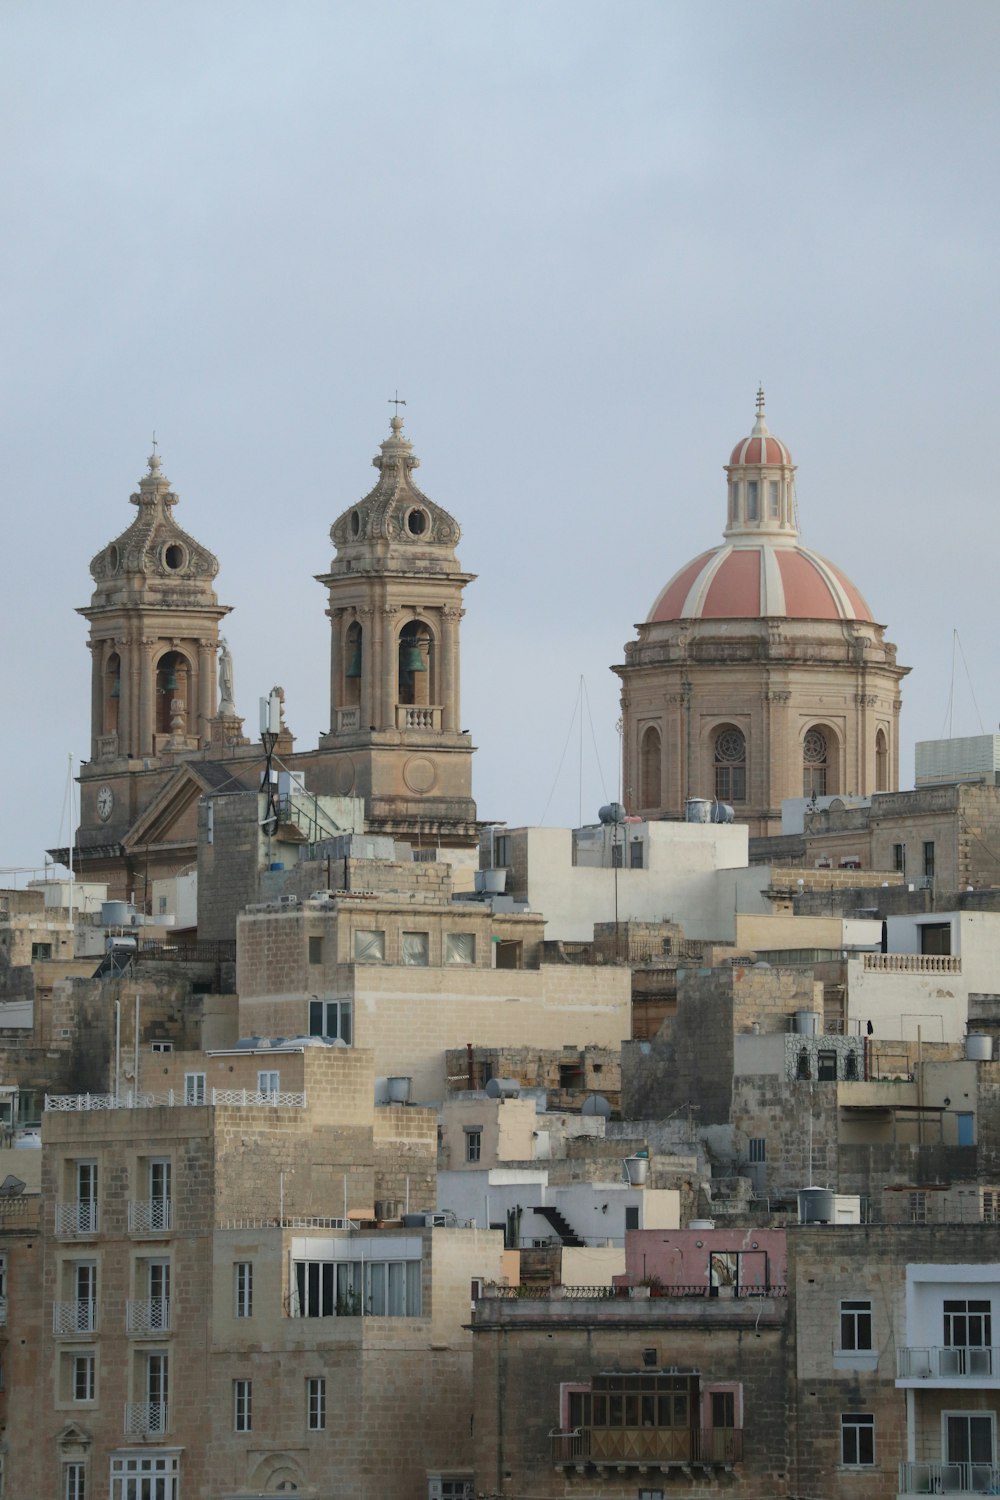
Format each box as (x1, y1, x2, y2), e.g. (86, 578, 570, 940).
(278, 894, 299, 907)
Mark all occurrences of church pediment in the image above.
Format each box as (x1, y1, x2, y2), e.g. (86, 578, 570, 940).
(121, 764, 223, 852)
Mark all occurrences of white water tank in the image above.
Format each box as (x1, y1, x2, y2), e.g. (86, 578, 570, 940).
(794, 1010, 820, 1036)
(485, 1076, 520, 1099)
(624, 1157, 648, 1185)
(685, 798, 712, 823)
(386, 1076, 411, 1104)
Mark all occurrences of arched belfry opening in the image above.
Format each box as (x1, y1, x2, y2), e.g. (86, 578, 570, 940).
(398, 620, 433, 709)
(156, 651, 191, 737)
(343, 621, 363, 707)
(103, 651, 121, 736)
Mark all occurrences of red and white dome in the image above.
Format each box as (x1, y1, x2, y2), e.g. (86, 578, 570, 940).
(648, 542, 874, 623)
(647, 391, 875, 625)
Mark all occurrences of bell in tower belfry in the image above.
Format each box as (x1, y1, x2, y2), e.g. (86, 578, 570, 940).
(316, 414, 478, 849)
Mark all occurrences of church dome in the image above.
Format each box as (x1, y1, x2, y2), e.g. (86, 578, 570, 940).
(648, 541, 874, 623)
(647, 390, 875, 625)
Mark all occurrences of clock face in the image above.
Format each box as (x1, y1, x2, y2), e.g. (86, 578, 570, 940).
(97, 785, 114, 822)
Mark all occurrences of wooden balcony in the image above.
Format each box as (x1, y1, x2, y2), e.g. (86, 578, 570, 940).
(550, 1426, 743, 1468)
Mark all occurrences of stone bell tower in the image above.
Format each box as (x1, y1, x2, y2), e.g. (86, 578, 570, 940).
(76, 447, 231, 838)
(316, 415, 477, 845)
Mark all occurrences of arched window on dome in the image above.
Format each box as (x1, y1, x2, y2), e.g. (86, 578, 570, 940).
(803, 725, 838, 798)
(714, 726, 746, 804)
(640, 725, 661, 810)
(875, 729, 888, 793)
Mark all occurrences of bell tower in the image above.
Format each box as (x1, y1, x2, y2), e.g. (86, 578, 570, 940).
(316, 415, 477, 845)
(76, 448, 231, 835)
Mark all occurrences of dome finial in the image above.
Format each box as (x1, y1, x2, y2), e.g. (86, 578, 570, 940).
(755, 384, 765, 419)
(147, 430, 161, 474)
(388, 390, 406, 437)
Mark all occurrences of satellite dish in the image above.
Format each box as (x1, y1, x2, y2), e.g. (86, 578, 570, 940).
(0, 1174, 26, 1197)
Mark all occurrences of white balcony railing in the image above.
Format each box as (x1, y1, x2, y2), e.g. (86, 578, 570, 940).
(129, 1199, 172, 1234)
(46, 1089, 306, 1112)
(899, 1460, 1000, 1494)
(124, 1402, 169, 1437)
(334, 706, 360, 733)
(862, 952, 962, 975)
(53, 1299, 97, 1335)
(126, 1299, 171, 1334)
(897, 1345, 999, 1380)
(0, 1295, 7, 1327)
(54, 1200, 99, 1236)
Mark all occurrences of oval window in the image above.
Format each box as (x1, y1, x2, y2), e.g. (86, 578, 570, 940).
(107, 544, 120, 572)
(164, 543, 184, 570)
(350, 510, 361, 537)
(407, 509, 427, 536)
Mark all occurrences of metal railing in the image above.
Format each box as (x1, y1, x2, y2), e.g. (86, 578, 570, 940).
(897, 1344, 1000, 1379)
(550, 1427, 743, 1465)
(124, 1402, 168, 1437)
(0, 1295, 6, 1327)
(46, 1089, 307, 1111)
(217, 1215, 358, 1232)
(481, 1283, 785, 1301)
(54, 1200, 99, 1236)
(126, 1299, 171, 1334)
(129, 1199, 173, 1234)
(53, 1299, 97, 1335)
(899, 1460, 1000, 1494)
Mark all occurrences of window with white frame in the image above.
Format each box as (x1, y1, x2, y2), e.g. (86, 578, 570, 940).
(307, 1375, 326, 1430)
(184, 1072, 206, 1105)
(309, 998, 352, 1044)
(257, 1070, 280, 1097)
(944, 1299, 992, 1348)
(292, 1256, 422, 1318)
(841, 1412, 874, 1466)
(840, 1299, 873, 1351)
(354, 929, 385, 962)
(445, 932, 475, 965)
(234, 1262, 253, 1319)
(909, 1191, 928, 1224)
(63, 1464, 86, 1500)
(74, 1351, 96, 1402)
(428, 1477, 473, 1500)
(402, 931, 429, 966)
(150, 1041, 173, 1054)
(110, 1452, 179, 1500)
(233, 1377, 252, 1431)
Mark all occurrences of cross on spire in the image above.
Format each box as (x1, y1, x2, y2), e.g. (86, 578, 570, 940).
(388, 391, 406, 415)
(755, 385, 766, 417)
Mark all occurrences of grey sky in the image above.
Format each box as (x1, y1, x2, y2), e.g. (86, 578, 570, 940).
(3, 1, 999, 873)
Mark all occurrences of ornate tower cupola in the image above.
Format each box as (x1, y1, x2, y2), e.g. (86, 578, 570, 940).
(723, 386, 798, 540)
(316, 414, 477, 844)
(79, 448, 230, 767)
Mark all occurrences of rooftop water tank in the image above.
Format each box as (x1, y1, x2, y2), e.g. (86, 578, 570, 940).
(624, 1157, 648, 1185)
(685, 798, 712, 823)
(101, 900, 130, 926)
(967, 1034, 995, 1061)
(798, 1187, 835, 1224)
(794, 1010, 820, 1036)
(387, 1076, 411, 1104)
(485, 1077, 520, 1099)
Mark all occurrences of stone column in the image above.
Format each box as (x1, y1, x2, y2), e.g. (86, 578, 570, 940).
(139, 639, 156, 757)
(198, 638, 215, 744)
(118, 637, 132, 759)
(89, 642, 103, 761)
(380, 607, 399, 730)
(441, 606, 462, 732)
(358, 607, 375, 731)
(329, 608, 343, 725)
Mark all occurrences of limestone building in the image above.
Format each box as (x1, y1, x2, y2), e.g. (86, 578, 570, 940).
(616, 392, 909, 836)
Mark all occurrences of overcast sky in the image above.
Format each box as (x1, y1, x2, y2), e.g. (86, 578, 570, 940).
(3, 1, 999, 876)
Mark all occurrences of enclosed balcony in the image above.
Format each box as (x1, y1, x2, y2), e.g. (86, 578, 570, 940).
(897, 1345, 1000, 1384)
(551, 1426, 743, 1469)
